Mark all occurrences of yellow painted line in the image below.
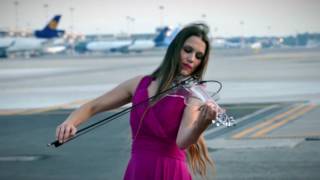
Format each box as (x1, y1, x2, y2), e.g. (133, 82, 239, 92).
(232, 104, 305, 139)
(238, 133, 320, 140)
(245, 133, 320, 140)
(251, 104, 316, 138)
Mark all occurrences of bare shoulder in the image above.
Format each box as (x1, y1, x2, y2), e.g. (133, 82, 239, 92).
(120, 75, 145, 95)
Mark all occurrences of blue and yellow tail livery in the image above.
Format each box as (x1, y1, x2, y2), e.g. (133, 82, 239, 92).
(34, 15, 65, 39)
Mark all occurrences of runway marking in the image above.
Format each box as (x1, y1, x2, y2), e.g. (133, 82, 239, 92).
(204, 104, 279, 137)
(232, 104, 306, 139)
(237, 132, 320, 140)
(251, 104, 316, 138)
(0, 155, 45, 162)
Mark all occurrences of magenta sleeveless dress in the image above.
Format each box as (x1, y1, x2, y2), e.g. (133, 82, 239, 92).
(123, 76, 192, 180)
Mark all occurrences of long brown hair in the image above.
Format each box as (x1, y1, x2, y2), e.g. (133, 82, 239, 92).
(151, 23, 214, 177)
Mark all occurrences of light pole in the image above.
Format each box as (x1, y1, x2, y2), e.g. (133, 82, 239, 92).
(69, 7, 75, 34)
(159, 5, 164, 27)
(267, 25, 271, 36)
(43, 3, 49, 22)
(69, 7, 75, 55)
(14, 0, 19, 33)
(214, 27, 218, 36)
(126, 16, 135, 36)
(130, 17, 135, 35)
(126, 16, 130, 34)
(201, 13, 207, 22)
(240, 20, 245, 48)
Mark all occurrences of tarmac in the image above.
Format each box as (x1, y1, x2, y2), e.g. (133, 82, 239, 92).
(1, 47, 320, 179)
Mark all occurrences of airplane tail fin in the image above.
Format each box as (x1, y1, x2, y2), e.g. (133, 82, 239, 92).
(154, 26, 180, 47)
(43, 15, 61, 31)
(34, 15, 65, 39)
(153, 26, 170, 46)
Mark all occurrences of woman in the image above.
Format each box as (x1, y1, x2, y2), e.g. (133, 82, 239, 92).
(56, 23, 217, 179)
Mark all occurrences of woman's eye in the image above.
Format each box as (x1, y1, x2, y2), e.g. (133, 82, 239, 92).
(183, 46, 193, 53)
(196, 52, 204, 60)
(183, 45, 205, 61)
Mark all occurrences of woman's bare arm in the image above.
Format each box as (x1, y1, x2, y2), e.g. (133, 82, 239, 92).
(176, 102, 217, 149)
(56, 75, 143, 143)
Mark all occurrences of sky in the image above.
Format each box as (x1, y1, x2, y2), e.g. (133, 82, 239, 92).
(0, 0, 319, 37)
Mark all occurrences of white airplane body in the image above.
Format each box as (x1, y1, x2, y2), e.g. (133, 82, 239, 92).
(0, 15, 65, 57)
(211, 38, 241, 48)
(86, 40, 132, 52)
(127, 39, 155, 51)
(85, 26, 180, 53)
(5, 37, 46, 52)
(0, 38, 15, 48)
(43, 45, 67, 54)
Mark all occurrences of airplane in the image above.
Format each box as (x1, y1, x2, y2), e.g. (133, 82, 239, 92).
(211, 37, 242, 49)
(0, 15, 65, 58)
(126, 26, 180, 52)
(34, 15, 65, 38)
(85, 26, 180, 53)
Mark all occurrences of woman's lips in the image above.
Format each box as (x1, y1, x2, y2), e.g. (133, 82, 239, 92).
(182, 63, 192, 70)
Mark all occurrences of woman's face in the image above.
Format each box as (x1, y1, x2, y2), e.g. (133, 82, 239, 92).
(179, 36, 206, 76)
